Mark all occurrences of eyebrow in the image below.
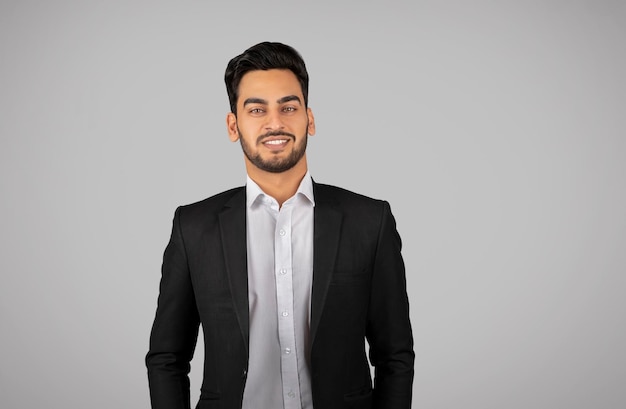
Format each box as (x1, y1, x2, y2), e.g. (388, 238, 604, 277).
(243, 97, 267, 106)
(277, 95, 302, 105)
(243, 95, 302, 107)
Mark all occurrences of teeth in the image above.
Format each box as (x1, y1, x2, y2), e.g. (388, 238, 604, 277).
(265, 140, 286, 145)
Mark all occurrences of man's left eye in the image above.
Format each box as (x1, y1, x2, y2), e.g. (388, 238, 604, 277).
(283, 106, 296, 112)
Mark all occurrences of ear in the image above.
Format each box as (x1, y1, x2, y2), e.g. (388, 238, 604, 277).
(307, 107, 316, 136)
(226, 112, 239, 142)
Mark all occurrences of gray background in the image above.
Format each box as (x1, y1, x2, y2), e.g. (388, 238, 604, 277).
(1, 0, 624, 408)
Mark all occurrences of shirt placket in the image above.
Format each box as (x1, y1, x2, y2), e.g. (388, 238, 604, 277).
(275, 203, 301, 409)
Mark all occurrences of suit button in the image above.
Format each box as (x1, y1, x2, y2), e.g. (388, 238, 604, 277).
(242, 369, 247, 378)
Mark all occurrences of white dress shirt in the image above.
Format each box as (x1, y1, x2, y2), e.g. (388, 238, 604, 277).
(241, 172, 314, 409)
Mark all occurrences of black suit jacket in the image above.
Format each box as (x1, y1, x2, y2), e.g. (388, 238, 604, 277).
(146, 182, 414, 409)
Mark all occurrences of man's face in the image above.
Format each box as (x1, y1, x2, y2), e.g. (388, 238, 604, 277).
(227, 69, 315, 173)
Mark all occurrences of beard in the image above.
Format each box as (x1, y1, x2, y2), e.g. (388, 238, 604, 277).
(238, 125, 308, 173)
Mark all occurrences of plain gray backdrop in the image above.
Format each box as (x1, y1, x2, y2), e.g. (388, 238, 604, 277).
(1, 1, 625, 408)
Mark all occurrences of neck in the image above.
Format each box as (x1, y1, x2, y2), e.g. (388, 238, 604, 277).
(246, 157, 308, 207)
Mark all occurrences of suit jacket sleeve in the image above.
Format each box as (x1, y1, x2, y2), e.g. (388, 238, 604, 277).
(367, 201, 415, 408)
(146, 207, 200, 409)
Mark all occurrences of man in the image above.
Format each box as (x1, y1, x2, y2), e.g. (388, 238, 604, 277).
(146, 42, 414, 409)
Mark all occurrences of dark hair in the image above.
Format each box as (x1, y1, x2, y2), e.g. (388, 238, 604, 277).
(224, 42, 309, 114)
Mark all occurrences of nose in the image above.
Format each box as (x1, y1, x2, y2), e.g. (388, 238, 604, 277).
(264, 109, 284, 131)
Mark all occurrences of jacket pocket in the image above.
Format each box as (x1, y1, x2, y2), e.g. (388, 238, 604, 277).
(199, 390, 220, 400)
(196, 390, 221, 408)
(344, 386, 373, 409)
(330, 268, 370, 285)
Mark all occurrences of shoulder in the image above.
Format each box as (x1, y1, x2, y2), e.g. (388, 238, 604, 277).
(314, 182, 400, 244)
(313, 182, 394, 226)
(175, 186, 245, 222)
(183, 186, 244, 209)
(313, 182, 388, 210)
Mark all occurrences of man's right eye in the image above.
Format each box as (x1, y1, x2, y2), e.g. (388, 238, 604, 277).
(250, 108, 264, 114)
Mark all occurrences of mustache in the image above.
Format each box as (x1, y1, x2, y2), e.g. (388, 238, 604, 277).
(257, 130, 296, 144)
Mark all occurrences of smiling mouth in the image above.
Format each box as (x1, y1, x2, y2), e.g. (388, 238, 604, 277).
(264, 139, 289, 146)
(263, 139, 289, 152)
(257, 131, 296, 144)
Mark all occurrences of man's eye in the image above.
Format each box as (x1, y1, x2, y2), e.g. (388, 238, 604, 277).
(250, 108, 264, 114)
(283, 106, 296, 112)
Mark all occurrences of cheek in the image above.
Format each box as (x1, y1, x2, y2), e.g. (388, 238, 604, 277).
(238, 122, 260, 137)
(289, 116, 310, 132)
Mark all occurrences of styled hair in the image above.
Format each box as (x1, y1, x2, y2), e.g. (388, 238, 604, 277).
(224, 42, 309, 114)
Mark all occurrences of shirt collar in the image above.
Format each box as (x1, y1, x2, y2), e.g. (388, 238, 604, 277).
(246, 171, 315, 208)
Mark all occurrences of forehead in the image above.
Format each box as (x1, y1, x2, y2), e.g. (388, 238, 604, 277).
(237, 69, 302, 102)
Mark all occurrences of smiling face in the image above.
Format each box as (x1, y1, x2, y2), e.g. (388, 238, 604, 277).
(227, 69, 315, 174)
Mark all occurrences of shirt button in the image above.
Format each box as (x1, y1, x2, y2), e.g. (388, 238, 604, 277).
(279, 229, 286, 236)
(284, 348, 291, 354)
(282, 311, 289, 317)
(288, 391, 296, 398)
(279, 269, 287, 275)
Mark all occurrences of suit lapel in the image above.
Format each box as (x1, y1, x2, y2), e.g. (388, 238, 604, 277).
(310, 183, 342, 344)
(219, 188, 249, 350)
